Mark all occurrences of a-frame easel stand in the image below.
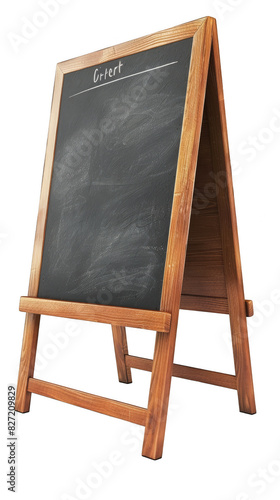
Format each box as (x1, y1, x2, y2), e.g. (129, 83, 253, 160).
(15, 17, 256, 460)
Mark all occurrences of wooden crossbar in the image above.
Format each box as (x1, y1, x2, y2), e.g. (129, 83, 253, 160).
(27, 378, 147, 426)
(125, 355, 237, 390)
(19, 297, 171, 332)
(180, 295, 254, 317)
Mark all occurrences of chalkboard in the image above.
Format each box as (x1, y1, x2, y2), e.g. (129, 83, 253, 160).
(38, 37, 193, 310)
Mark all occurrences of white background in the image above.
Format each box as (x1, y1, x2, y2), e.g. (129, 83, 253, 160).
(1, 1, 280, 499)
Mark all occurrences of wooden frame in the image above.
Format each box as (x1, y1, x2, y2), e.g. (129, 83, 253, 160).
(15, 16, 256, 460)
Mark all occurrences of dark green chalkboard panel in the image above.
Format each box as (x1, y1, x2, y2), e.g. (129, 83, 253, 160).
(38, 38, 193, 310)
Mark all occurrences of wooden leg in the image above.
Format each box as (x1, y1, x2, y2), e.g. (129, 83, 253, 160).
(142, 19, 213, 460)
(15, 313, 40, 413)
(228, 307, 256, 414)
(142, 324, 177, 460)
(112, 325, 132, 384)
(205, 22, 256, 414)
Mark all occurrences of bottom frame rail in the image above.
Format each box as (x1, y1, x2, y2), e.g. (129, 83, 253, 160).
(27, 378, 147, 425)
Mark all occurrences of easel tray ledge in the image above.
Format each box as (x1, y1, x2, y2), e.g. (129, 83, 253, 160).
(19, 296, 171, 332)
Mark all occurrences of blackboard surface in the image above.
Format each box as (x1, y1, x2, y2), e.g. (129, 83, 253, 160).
(38, 37, 193, 310)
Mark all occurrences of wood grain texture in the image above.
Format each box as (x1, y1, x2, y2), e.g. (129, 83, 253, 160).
(28, 66, 64, 295)
(142, 17, 214, 460)
(58, 18, 206, 74)
(15, 314, 40, 412)
(15, 66, 64, 413)
(112, 326, 132, 383)
(205, 20, 256, 414)
(182, 113, 227, 298)
(180, 295, 254, 317)
(245, 300, 254, 317)
(126, 355, 237, 389)
(19, 297, 171, 332)
(28, 378, 147, 426)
